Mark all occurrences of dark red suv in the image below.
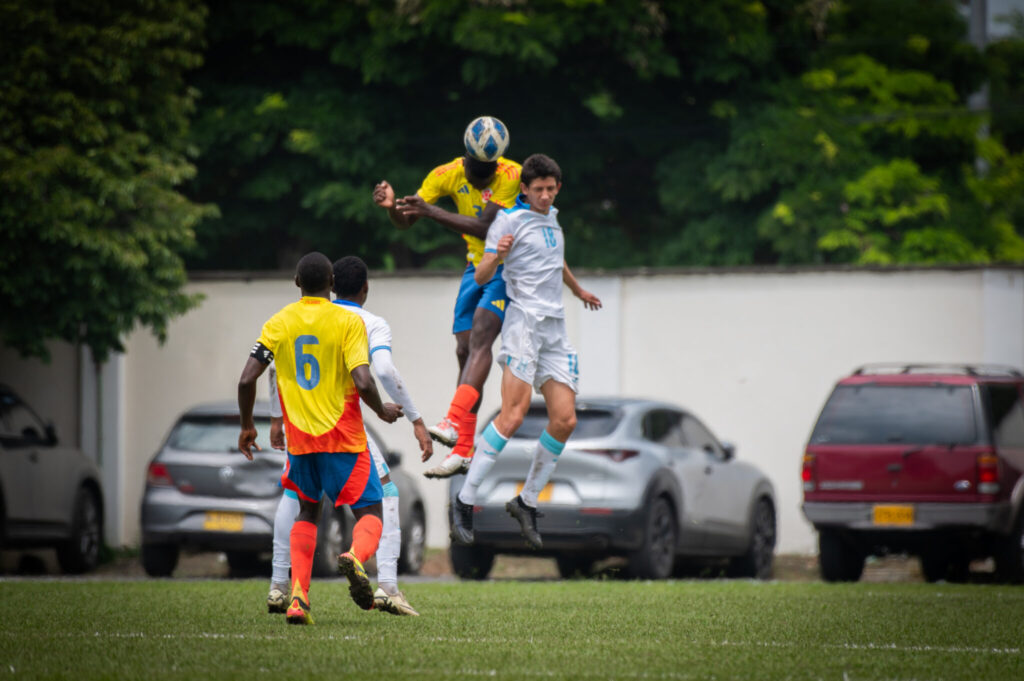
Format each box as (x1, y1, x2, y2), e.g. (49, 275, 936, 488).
(802, 364, 1024, 583)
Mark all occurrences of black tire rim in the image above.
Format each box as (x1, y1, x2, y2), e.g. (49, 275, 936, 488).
(650, 500, 676, 576)
(404, 512, 425, 572)
(324, 511, 343, 558)
(751, 501, 776, 577)
(78, 494, 101, 566)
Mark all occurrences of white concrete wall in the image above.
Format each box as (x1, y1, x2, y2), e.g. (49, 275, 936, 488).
(5, 267, 1022, 554)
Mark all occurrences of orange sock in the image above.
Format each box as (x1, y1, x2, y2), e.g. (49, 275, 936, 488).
(290, 520, 317, 595)
(453, 412, 477, 458)
(349, 514, 383, 564)
(446, 384, 480, 425)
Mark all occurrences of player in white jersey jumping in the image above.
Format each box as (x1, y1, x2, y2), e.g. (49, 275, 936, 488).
(451, 153, 592, 549)
(266, 256, 433, 616)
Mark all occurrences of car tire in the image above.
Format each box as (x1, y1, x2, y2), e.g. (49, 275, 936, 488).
(818, 528, 864, 582)
(312, 504, 347, 578)
(56, 487, 102, 574)
(449, 543, 495, 580)
(728, 497, 776, 580)
(627, 495, 677, 580)
(398, 505, 425, 575)
(141, 543, 179, 577)
(556, 554, 594, 579)
(995, 512, 1024, 584)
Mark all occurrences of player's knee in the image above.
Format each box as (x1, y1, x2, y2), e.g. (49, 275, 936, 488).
(550, 411, 576, 439)
(455, 342, 470, 365)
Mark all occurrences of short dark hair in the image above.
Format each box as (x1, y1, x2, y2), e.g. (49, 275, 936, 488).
(295, 252, 332, 292)
(521, 153, 561, 186)
(332, 256, 368, 297)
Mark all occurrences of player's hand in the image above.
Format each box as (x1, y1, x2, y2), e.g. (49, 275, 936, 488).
(496, 234, 514, 259)
(373, 181, 395, 209)
(396, 194, 430, 218)
(577, 288, 603, 311)
(378, 402, 403, 424)
(270, 417, 285, 450)
(412, 418, 434, 462)
(238, 427, 260, 461)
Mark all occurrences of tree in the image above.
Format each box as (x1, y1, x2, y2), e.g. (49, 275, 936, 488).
(0, 0, 215, 362)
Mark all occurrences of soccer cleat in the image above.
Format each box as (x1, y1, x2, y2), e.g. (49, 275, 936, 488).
(266, 584, 289, 614)
(506, 495, 544, 550)
(424, 452, 471, 479)
(374, 587, 420, 616)
(285, 581, 313, 625)
(337, 551, 375, 610)
(450, 496, 475, 545)
(427, 417, 458, 448)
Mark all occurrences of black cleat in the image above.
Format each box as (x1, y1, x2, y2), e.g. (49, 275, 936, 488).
(506, 495, 543, 549)
(451, 496, 475, 545)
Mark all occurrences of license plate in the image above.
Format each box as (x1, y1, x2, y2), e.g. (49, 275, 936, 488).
(514, 482, 553, 503)
(203, 511, 244, 532)
(873, 505, 914, 526)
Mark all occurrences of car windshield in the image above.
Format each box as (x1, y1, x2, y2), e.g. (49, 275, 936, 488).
(167, 415, 272, 453)
(810, 384, 977, 445)
(509, 407, 621, 440)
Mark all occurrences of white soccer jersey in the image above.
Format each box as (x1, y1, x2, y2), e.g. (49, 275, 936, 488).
(485, 196, 565, 318)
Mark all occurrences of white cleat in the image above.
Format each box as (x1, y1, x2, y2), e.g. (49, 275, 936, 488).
(266, 585, 289, 614)
(374, 587, 420, 616)
(427, 417, 459, 448)
(424, 453, 471, 479)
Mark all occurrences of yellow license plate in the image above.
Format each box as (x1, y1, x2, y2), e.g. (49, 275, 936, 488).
(514, 482, 553, 503)
(873, 505, 914, 526)
(203, 511, 244, 532)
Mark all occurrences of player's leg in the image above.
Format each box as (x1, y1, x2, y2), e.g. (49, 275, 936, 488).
(328, 449, 384, 610)
(365, 438, 419, 615)
(267, 489, 299, 613)
(281, 453, 323, 625)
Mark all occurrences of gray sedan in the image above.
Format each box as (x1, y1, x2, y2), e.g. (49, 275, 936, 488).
(449, 397, 776, 580)
(140, 400, 425, 577)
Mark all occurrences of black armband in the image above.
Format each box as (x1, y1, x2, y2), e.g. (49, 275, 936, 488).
(250, 342, 274, 365)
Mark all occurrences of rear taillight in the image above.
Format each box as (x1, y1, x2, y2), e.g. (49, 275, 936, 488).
(581, 448, 639, 463)
(802, 452, 815, 492)
(977, 453, 1000, 495)
(147, 462, 174, 487)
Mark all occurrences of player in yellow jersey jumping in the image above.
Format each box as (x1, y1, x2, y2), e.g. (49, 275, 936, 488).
(373, 117, 600, 479)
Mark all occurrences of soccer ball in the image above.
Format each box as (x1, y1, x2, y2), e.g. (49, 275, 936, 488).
(463, 116, 510, 162)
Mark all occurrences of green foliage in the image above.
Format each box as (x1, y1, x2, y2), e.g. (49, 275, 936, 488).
(0, 0, 214, 361)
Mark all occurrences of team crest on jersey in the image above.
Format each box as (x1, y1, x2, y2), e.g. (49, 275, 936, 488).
(481, 189, 492, 202)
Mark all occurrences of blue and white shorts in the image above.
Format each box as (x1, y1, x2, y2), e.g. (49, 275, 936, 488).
(453, 263, 507, 334)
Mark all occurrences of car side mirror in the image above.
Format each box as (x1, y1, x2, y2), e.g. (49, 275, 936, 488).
(721, 441, 736, 461)
(384, 449, 401, 468)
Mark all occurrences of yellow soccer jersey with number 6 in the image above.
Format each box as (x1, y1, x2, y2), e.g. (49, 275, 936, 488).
(417, 156, 522, 266)
(257, 297, 369, 455)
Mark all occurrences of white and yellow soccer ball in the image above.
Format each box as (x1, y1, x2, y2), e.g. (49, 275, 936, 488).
(463, 116, 510, 162)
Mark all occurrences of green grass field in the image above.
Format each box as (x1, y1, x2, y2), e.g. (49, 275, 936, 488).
(1, 579, 1021, 680)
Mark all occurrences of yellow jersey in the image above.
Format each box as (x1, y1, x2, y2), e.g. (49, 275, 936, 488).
(257, 297, 369, 455)
(417, 156, 522, 266)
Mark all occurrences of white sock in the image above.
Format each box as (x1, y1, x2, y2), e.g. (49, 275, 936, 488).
(520, 430, 565, 508)
(458, 422, 508, 506)
(376, 485, 401, 588)
(271, 492, 299, 587)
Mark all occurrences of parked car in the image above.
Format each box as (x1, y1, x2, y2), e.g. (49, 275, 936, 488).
(448, 397, 776, 580)
(802, 363, 1024, 583)
(0, 384, 104, 573)
(140, 400, 425, 577)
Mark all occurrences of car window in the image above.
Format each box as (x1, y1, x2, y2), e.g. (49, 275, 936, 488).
(508, 407, 621, 440)
(984, 384, 1024, 448)
(681, 415, 724, 458)
(167, 415, 272, 453)
(0, 390, 48, 447)
(810, 384, 977, 445)
(642, 410, 685, 446)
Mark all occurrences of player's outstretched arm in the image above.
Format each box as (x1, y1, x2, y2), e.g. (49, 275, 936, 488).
(374, 181, 416, 230)
(371, 349, 434, 461)
(352, 365, 403, 424)
(397, 196, 500, 240)
(563, 262, 602, 311)
(238, 355, 270, 459)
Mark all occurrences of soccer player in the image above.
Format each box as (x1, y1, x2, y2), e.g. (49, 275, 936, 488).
(238, 252, 402, 625)
(374, 118, 599, 478)
(451, 153, 591, 550)
(264, 256, 431, 617)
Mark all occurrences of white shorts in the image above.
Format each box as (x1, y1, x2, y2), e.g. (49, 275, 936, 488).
(498, 304, 579, 394)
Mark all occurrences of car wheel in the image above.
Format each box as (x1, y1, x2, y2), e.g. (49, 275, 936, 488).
(995, 512, 1024, 584)
(627, 495, 677, 580)
(56, 487, 102, 574)
(398, 505, 425, 575)
(313, 504, 347, 578)
(141, 543, 179, 577)
(728, 497, 776, 580)
(556, 554, 594, 579)
(449, 543, 495, 580)
(818, 528, 864, 582)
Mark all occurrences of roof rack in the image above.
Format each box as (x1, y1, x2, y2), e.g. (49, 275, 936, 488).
(853, 363, 1023, 377)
